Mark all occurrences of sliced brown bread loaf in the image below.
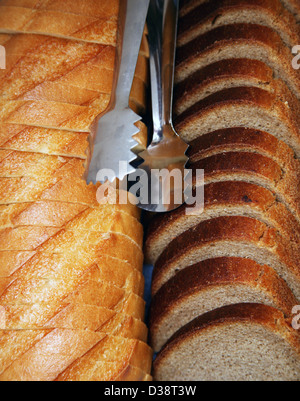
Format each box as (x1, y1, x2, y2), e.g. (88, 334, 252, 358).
(179, 0, 300, 21)
(152, 216, 300, 299)
(174, 59, 300, 118)
(175, 87, 300, 158)
(188, 127, 300, 165)
(153, 303, 300, 381)
(145, 181, 300, 265)
(175, 24, 300, 101)
(150, 257, 298, 352)
(178, 0, 300, 48)
(191, 151, 300, 222)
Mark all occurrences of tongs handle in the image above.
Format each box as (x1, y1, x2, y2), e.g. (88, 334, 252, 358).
(115, 0, 150, 108)
(148, 0, 179, 141)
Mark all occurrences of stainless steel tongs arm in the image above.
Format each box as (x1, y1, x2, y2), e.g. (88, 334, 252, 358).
(147, 0, 179, 142)
(114, 0, 150, 109)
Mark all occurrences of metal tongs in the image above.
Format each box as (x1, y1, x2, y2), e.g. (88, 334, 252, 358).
(87, 0, 150, 185)
(137, 0, 189, 212)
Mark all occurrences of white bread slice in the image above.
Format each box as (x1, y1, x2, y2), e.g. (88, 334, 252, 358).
(153, 303, 300, 381)
(0, 125, 90, 159)
(0, 208, 143, 249)
(0, 254, 144, 296)
(0, 303, 148, 341)
(0, 231, 144, 273)
(0, 6, 118, 45)
(150, 258, 298, 352)
(56, 363, 152, 381)
(0, 329, 152, 381)
(0, 0, 120, 19)
(0, 277, 145, 320)
(152, 216, 300, 299)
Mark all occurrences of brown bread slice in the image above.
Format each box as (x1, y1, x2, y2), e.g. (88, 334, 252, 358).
(191, 151, 300, 222)
(179, 0, 300, 21)
(174, 59, 300, 118)
(178, 0, 300, 48)
(0, 329, 152, 381)
(152, 216, 300, 298)
(175, 86, 300, 158)
(145, 181, 300, 265)
(175, 24, 300, 101)
(150, 257, 298, 352)
(153, 303, 300, 381)
(188, 127, 300, 166)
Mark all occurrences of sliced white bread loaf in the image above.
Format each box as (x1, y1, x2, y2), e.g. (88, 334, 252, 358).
(153, 303, 300, 381)
(0, 329, 152, 381)
(150, 257, 298, 352)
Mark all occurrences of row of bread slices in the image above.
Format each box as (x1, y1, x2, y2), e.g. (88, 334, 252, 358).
(0, 1, 153, 381)
(146, 0, 300, 381)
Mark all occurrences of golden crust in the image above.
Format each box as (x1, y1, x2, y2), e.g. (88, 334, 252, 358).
(0, 125, 90, 159)
(1, 304, 148, 341)
(0, 253, 144, 296)
(0, 0, 120, 19)
(0, 1, 150, 381)
(0, 329, 152, 381)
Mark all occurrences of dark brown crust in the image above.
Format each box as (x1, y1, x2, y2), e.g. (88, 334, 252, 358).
(176, 23, 280, 67)
(154, 303, 300, 370)
(188, 127, 298, 165)
(180, 0, 300, 20)
(191, 151, 300, 220)
(175, 23, 300, 101)
(174, 86, 300, 160)
(174, 59, 300, 140)
(174, 58, 272, 112)
(192, 151, 282, 184)
(150, 257, 298, 332)
(145, 180, 300, 264)
(176, 86, 285, 127)
(152, 216, 300, 295)
(178, 0, 300, 47)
